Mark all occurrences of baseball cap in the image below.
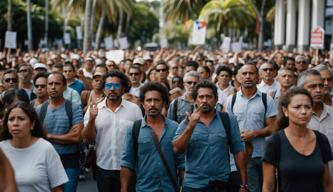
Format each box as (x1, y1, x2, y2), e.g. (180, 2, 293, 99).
(295, 55, 306, 62)
(133, 57, 145, 65)
(33, 63, 47, 70)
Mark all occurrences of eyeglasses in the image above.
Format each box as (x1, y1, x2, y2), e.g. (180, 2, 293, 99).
(4, 78, 18, 83)
(35, 84, 46, 88)
(104, 83, 121, 90)
(186, 81, 198, 85)
(156, 68, 167, 72)
(129, 73, 140, 76)
(262, 68, 273, 72)
(296, 61, 306, 64)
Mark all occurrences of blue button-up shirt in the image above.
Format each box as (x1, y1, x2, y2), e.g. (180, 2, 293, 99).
(174, 111, 244, 189)
(121, 118, 182, 192)
(226, 89, 277, 158)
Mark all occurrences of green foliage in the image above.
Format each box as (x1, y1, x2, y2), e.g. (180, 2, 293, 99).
(126, 3, 159, 46)
(0, 0, 63, 49)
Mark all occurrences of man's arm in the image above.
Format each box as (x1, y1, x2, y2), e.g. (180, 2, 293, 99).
(234, 152, 248, 190)
(172, 105, 202, 154)
(82, 104, 98, 144)
(120, 167, 135, 192)
(48, 123, 83, 144)
(0, 149, 17, 192)
(241, 116, 277, 141)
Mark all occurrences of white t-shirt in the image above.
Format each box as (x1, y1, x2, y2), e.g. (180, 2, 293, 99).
(0, 138, 68, 192)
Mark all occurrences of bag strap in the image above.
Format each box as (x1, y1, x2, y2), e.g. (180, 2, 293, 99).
(219, 111, 231, 147)
(151, 130, 179, 191)
(231, 93, 237, 113)
(262, 92, 267, 116)
(313, 130, 326, 161)
(132, 120, 142, 165)
(39, 101, 49, 124)
(64, 100, 73, 128)
(173, 98, 179, 123)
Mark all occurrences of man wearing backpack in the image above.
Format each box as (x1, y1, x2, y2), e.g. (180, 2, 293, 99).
(37, 72, 84, 192)
(121, 82, 182, 192)
(167, 71, 200, 123)
(173, 80, 248, 192)
(226, 64, 277, 192)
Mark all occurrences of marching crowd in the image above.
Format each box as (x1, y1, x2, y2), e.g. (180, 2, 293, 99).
(0, 48, 333, 192)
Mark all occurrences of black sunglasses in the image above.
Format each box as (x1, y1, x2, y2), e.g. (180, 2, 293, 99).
(4, 78, 18, 83)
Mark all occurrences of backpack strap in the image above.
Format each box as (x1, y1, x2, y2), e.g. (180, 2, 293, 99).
(313, 130, 326, 162)
(39, 101, 49, 124)
(173, 98, 179, 123)
(132, 120, 142, 165)
(231, 93, 237, 113)
(261, 92, 267, 116)
(64, 100, 73, 128)
(219, 111, 231, 146)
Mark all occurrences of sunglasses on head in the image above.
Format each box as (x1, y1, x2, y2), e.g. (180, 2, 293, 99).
(4, 78, 17, 83)
(104, 83, 121, 90)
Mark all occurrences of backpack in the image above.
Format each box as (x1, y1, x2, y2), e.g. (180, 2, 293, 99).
(39, 100, 73, 128)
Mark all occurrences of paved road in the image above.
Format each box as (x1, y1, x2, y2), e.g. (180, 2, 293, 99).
(77, 170, 98, 192)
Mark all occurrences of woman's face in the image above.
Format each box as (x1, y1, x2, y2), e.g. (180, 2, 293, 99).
(283, 94, 312, 126)
(8, 107, 33, 139)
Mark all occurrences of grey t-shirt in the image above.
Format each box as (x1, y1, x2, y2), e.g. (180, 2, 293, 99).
(0, 138, 68, 192)
(264, 130, 333, 192)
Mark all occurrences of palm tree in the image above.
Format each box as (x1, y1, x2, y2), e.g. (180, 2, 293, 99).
(164, 0, 210, 22)
(200, 0, 255, 43)
(27, 0, 33, 51)
(7, 0, 12, 31)
(247, 0, 266, 51)
(83, 0, 93, 53)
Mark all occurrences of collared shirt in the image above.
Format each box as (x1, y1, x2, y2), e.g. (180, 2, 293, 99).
(167, 95, 193, 123)
(308, 104, 333, 181)
(174, 111, 244, 189)
(84, 98, 143, 170)
(226, 89, 277, 158)
(121, 118, 181, 192)
(68, 79, 85, 95)
(257, 79, 280, 95)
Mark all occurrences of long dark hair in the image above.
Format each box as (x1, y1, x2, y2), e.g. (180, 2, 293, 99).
(275, 87, 313, 130)
(0, 102, 46, 140)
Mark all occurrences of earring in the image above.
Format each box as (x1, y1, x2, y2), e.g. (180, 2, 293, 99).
(31, 127, 34, 130)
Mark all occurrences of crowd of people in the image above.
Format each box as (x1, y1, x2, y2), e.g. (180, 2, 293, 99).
(0, 47, 333, 192)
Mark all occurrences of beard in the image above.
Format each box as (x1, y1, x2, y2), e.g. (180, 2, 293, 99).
(146, 108, 161, 117)
(107, 92, 121, 101)
(201, 104, 213, 113)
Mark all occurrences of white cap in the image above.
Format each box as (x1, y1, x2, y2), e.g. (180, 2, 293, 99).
(133, 57, 145, 65)
(29, 58, 39, 66)
(143, 55, 152, 61)
(33, 63, 47, 70)
(95, 58, 103, 65)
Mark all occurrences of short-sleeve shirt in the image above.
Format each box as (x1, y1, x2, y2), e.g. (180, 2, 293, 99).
(226, 89, 277, 158)
(0, 138, 68, 192)
(121, 118, 181, 192)
(68, 79, 85, 95)
(36, 101, 83, 155)
(174, 111, 244, 189)
(264, 130, 333, 192)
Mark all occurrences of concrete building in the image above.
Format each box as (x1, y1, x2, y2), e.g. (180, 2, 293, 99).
(274, 0, 329, 51)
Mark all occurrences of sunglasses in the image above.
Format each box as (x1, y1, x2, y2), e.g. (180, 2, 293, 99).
(4, 78, 18, 83)
(156, 68, 167, 72)
(186, 81, 198, 85)
(104, 83, 121, 90)
(129, 73, 140, 76)
(35, 84, 46, 88)
(262, 68, 273, 72)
